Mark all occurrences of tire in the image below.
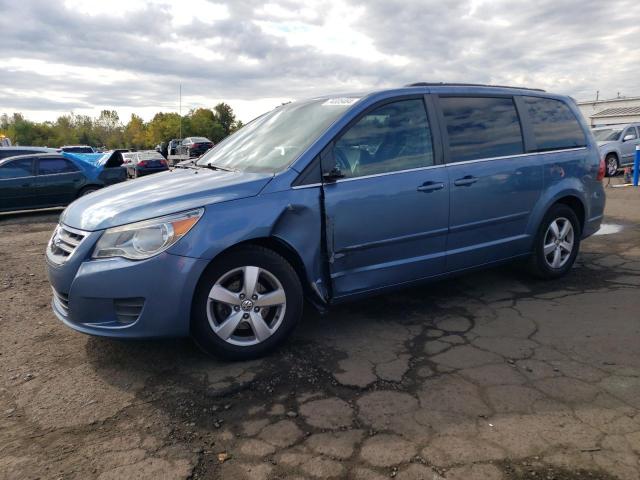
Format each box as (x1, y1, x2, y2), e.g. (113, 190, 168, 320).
(78, 186, 100, 197)
(528, 204, 581, 279)
(605, 154, 619, 177)
(191, 246, 303, 360)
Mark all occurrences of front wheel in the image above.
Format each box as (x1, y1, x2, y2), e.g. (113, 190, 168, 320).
(605, 154, 619, 177)
(191, 246, 303, 360)
(528, 204, 581, 279)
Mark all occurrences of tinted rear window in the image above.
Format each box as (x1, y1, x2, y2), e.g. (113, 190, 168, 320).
(523, 97, 586, 151)
(38, 158, 79, 175)
(441, 96, 524, 162)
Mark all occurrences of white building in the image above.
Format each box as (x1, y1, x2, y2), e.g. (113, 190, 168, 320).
(577, 96, 640, 127)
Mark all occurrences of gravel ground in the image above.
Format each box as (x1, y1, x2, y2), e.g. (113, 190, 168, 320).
(1, 182, 639, 480)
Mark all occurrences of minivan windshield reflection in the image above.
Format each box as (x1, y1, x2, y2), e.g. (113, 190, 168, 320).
(197, 98, 361, 173)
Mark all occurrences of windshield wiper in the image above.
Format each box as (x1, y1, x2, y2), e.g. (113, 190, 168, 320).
(203, 163, 235, 172)
(173, 163, 200, 170)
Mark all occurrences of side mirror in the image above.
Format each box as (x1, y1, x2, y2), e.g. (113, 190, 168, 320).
(322, 165, 345, 181)
(623, 134, 636, 142)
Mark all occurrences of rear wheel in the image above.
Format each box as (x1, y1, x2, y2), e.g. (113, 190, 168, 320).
(528, 204, 580, 279)
(191, 246, 303, 360)
(605, 154, 619, 177)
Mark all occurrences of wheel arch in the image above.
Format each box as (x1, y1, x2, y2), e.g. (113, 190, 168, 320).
(554, 195, 585, 234)
(603, 150, 619, 161)
(528, 184, 588, 244)
(194, 236, 327, 314)
(76, 184, 102, 198)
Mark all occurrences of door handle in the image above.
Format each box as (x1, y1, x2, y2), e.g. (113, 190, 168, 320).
(454, 175, 478, 187)
(417, 181, 445, 192)
(21, 183, 30, 188)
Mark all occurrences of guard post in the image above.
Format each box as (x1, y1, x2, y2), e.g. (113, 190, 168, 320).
(634, 145, 640, 187)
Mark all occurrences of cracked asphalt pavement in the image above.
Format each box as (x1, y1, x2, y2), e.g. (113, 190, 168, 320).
(1, 183, 639, 480)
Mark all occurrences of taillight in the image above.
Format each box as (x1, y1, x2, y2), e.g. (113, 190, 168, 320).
(160, 159, 167, 166)
(596, 158, 605, 181)
(138, 160, 148, 168)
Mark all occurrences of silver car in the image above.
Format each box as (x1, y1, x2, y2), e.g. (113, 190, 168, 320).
(593, 123, 640, 176)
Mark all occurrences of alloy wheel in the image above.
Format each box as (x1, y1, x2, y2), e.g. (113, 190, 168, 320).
(206, 266, 286, 346)
(543, 217, 575, 269)
(607, 156, 618, 176)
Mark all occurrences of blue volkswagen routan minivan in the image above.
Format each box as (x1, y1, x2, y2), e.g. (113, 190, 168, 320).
(46, 84, 606, 359)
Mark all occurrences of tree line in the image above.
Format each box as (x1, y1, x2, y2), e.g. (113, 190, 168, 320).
(0, 102, 244, 150)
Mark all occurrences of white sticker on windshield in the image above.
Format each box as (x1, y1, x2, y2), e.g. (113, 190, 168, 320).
(322, 97, 359, 106)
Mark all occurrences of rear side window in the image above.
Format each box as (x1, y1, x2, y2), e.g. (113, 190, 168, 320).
(334, 98, 434, 178)
(441, 96, 524, 162)
(0, 158, 34, 178)
(523, 97, 586, 151)
(38, 158, 79, 175)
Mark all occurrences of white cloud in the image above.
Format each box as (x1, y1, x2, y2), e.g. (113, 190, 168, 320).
(1, 0, 639, 124)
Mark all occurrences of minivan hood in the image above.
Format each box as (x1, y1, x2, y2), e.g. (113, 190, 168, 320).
(597, 141, 615, 148)
(61, 168, 273, 231)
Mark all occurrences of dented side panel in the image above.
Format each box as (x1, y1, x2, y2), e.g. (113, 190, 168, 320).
(167, 187, 328, 303)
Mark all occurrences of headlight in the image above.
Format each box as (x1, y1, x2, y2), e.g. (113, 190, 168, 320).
(92, 208, 204, 260)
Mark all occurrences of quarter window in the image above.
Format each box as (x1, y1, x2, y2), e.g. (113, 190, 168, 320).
(333, 99, 434, 178)
(523, 97, 586, 151)
(441, 96, 524, 162)
(0, 158, 34, 179)
(38, 158, 79, 175)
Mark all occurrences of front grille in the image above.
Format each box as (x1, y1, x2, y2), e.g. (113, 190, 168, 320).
(47, 225, 87, 265)
(52, 288, 69, 317)
(114, 298, 145, 324)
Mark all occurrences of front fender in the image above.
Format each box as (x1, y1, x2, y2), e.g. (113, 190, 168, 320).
(600, 146, 621, 160)
(168, 188, 325, 300)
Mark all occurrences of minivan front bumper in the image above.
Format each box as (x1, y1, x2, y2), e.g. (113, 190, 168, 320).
(47, 243, 209, 338)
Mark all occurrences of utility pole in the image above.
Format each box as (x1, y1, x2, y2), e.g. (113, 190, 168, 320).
(179, 84, 182, 139)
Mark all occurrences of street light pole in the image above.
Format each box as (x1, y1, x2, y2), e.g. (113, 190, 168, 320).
(179, 84, 182, 139)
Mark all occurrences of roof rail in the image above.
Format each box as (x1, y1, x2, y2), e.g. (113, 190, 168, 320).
(405, 82, 545, 92)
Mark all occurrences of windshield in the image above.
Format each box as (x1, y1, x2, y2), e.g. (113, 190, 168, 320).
(196, 97, 361, 173)
(593, 128, 622, 142)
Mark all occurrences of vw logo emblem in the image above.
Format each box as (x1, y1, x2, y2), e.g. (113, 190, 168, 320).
(241, 299, 254, 311)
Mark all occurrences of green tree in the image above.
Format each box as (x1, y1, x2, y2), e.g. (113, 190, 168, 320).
(213, 102, 237, 136)
(147, 112, 182, 146)
(124, 114, 149, 149)
(0, 102, 241, 149)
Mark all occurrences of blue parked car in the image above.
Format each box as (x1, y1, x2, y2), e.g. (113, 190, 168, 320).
(46, 84, 606, 359)
(0, 151, 127, 212)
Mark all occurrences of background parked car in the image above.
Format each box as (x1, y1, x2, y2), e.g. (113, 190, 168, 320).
(58, 145, 96, 154)
(167, 139, 183, 156)
(593, 123, 640, 176)
(0, 146, 59, 160)
(177, 137, 213, 158)
(0, 152, 126, 212)
(124, 150, 169, 178)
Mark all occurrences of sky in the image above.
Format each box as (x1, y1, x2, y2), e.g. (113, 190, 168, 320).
(1, 0, 639, 124)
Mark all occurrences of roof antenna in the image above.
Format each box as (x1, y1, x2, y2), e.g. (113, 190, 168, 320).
(595, 90, 599, 102)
